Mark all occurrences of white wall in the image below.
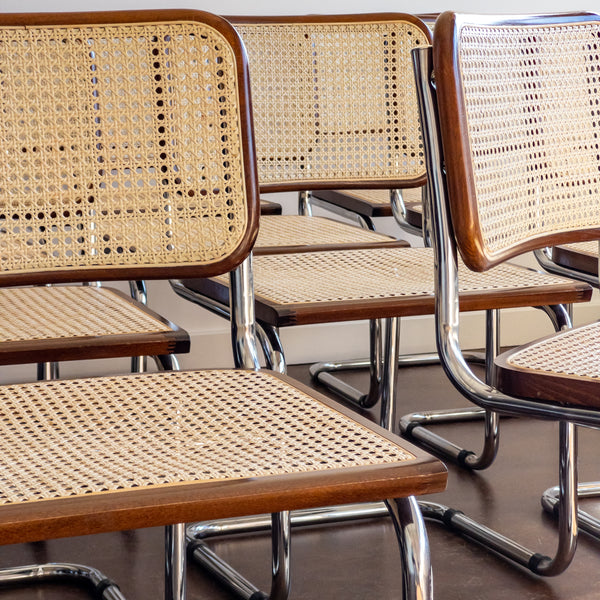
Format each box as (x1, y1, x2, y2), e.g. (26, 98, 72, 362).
(1, 0, 597, 14)
(0, 0, 597, 382)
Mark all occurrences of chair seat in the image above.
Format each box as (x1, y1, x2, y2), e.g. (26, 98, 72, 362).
(494, 320, 600, 408)
(0, 286, 189, 365)
(312, 188, 423, 220)
(552, 241, 599, 277)
(181, 247, 591, 326)
(255, 215, 407, 255)
(0, 368, 446, 544)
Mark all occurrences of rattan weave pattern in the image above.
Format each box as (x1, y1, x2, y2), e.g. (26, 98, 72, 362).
(557, 241, 599, 256)
(0, 369, 414, 504)
(506, 321, 600, 379)
(214, 247, 571, 304)
(458, 21, 600, 256)
(255, 216, 394, 248)
(0, 286, 171, 342)
(340, 187, 422, 207)
(235, 21, 428, 186)
(0, 21, 248, 275)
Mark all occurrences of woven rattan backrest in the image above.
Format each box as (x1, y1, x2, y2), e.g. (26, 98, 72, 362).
(434, 12, 600, 271)
(230, 15, 431, 192)
(0, 10, 258, 286)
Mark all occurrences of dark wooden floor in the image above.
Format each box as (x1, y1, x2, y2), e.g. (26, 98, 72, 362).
(0, 362, 599, 599)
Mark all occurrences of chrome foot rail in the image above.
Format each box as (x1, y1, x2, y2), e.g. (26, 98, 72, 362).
(0, 563, 125, 599)
(542, 482, 600, 539)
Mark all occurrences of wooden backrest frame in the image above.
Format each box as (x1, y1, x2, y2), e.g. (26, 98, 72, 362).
(0, 10, 260, 286)
(227, 14, 432, 193)
(434, 12, 600, 271)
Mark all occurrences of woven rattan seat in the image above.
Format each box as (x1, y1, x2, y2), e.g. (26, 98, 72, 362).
(0, 368, 444, 544)
(312, 187, 423, 221)
(0, 286, 187, 365)
(0, 10, 447, 600)
(495, 321, 600, 408)
(183, 246, 590, 326)
(254, 215, 406, 254)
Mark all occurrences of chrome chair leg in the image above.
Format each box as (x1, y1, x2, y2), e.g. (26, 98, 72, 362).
(37, 362, 60, 381)
(386, 496, 433, 600)
(400, 309, 501, 469)
(400, 305, 570, 470)
(0, 563, 125, 599)
(542, 481, 600, 540)
(129, 280, 149, 374)
(420, 421, 578, 576)
(165, 523, 186, 600)
(188, 512, 291, 600)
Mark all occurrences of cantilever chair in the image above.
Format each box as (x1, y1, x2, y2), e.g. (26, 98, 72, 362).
(413, 10, 600, 575)
(0, 9, 447, 600)
(173, 14, 591, 468)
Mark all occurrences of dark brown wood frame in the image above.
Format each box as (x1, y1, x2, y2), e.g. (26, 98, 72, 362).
(433, 11, 600, 272)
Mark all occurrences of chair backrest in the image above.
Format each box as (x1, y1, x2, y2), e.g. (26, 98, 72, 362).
(0, 10, 259, 287)
(433, 12, 600, 271)
(229, 14, 431, 192)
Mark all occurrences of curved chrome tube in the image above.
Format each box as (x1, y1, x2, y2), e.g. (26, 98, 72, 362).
(413, 45, 600, 428)
(229, 256, 261, 371)
(414, 44, 581, 577)
(165, 523, 186, 600)
(534, 247, 599, 287)
(0, 563, 125, 600)
(542, 481, 600, 539)
(386, 497, 433, 600)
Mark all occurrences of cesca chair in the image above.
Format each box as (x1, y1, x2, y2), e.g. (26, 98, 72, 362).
(0, 9, 447, 600)
(172, 14, 591, 465)
(414, 10, 600, 575)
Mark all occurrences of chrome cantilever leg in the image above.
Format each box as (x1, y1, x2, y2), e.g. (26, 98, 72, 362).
(413, 44, 580, 576)
(165, 523, 186, 600)
(0, 563, 126, 599)
(130, 280, 149, 374)
(400, 304, 570, 470)
(419, 421, 578, 576)
(386, 497, 433, 600)
(188, 512, 291, 600)
(542, 481, 600, 540)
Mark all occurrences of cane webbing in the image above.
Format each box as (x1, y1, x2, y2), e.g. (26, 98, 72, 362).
(339, 187, 422, 207)
(0, 286, 171, 342)
(235, 20, 428, 186)
(506, 321, 600, 379)
(557, 241, 598, 257)
(0, 369, 414, 505)
(457, 20, 600, 257)
(213, 247, 570, 305)
(256, 216, 394, 248)
(0, 20, 248, 275)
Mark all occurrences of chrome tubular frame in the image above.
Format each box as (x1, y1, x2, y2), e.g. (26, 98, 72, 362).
(542, 481, 600, 540)
(302, 190, 377, 230)
(188, 498, 432, 600)
(390, 188, 427, 240)
(534, 247, 599, 288)
(0, 563, 125, 599)
(413, 44, 586, 576)
(130, 280, 149, 374)
(165, 523, 186, 600)
(169, 280, 286, 372)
